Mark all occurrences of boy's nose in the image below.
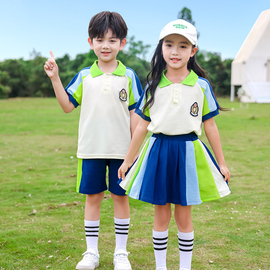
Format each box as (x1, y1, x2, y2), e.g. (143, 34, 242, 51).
(102, 42, 109, 49)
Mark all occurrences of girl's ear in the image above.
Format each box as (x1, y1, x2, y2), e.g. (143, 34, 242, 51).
(191, 46, 197, 57)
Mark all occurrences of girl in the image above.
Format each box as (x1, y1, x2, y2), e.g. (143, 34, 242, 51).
(118, 19, 231, 270)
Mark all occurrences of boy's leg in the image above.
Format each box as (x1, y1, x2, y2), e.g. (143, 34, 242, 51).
(153, 204, 171, 270)
(76, 193, 104, 270)
(174, 205, 193, 270)
(108, 159, 132, 269)
(111, 194, 130, 252)
(84, 192, 104, 252)
(111, 194, 132, 270)
(76, 159, 107, 270)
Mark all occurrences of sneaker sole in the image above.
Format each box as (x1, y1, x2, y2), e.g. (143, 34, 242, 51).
(76, 263, 99, 270)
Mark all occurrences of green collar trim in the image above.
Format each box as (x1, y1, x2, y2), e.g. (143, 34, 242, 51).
(90, 60, 126, 77)
(159, 70, 198, 87)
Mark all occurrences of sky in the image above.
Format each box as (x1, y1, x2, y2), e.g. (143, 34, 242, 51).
(0, 0, 269, 62)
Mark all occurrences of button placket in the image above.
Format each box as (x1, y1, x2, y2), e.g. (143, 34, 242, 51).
(172, 84, 180, 104)
(103, 74, 112, 94)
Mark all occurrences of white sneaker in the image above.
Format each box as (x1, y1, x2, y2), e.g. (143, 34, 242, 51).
(113, 250, 132, 270)
(76, 249, 99, 270)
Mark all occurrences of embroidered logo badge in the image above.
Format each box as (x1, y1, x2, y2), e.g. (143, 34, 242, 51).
(119, 89, 127, 101)
(190, 102, 199, 117)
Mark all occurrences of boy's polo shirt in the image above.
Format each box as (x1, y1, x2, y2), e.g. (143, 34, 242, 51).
(65, 61, 142, 159)
(136, 70, 219, 136)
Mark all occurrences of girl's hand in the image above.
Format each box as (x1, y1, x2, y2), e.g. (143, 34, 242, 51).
(44, 51, 59, 79)
(118, 161, 132, 180)
(219, 165, 231, 182)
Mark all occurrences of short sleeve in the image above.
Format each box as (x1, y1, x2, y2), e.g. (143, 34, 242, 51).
(197, 77, 220, 122)
(65, 67, 90, 108)
(135, 87, 151, 122)
(125, 68, 143, 110)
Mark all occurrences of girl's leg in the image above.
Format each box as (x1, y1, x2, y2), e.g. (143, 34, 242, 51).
(153, 203, 172, 270)
(84, 192, 104, 252)
(174, 205, 194, 270)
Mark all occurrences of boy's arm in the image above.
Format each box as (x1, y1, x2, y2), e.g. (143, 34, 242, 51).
(44, 51, 75, 113)
(204, 117, 230, 182)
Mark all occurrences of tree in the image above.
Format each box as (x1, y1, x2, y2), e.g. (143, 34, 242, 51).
(177, 7, 200, 39)
(177, 7, 196, 25)
(0, 70, 11, 98)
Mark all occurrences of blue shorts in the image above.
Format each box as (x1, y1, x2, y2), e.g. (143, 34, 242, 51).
(76, 159, 126, 196)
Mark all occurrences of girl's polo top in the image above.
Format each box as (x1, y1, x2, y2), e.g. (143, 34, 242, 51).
(65, 61, 142, 159)
(136, 70, 219, 136)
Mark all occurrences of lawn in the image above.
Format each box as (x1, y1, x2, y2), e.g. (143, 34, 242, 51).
(0, 98, 269, 270)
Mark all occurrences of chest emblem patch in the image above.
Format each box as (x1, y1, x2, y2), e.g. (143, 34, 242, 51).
(119, 89, 127, 101)
(190, 102, 199, 117)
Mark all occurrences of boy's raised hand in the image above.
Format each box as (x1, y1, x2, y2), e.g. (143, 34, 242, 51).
(44, 51, 59, 78)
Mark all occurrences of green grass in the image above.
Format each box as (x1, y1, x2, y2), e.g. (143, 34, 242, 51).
(0, 98, 269, 270)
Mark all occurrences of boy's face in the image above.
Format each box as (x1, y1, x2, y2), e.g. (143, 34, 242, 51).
(88, 29, 126, 65)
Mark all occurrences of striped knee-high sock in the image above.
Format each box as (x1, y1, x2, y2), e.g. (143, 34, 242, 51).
(85, 220, 100, 252)
(178, 231, 194, 270)
(153, 230, 168, 270)
(114, 217, 130, 252)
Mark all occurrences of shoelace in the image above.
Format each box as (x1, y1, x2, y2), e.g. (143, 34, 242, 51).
(114, 253, 130, 264)
(82, 251, 97, 260)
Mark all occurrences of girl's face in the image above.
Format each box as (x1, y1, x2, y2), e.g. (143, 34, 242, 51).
(162, 34, 197, 72)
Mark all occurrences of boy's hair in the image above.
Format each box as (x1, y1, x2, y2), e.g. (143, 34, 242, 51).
(88, 11, 128, 41)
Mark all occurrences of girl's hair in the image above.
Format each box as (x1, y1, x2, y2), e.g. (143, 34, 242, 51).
(88, 11, 127, 41)
(143, 40, 206, 113)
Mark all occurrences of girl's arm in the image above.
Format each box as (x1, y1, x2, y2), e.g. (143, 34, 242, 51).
(44, 51, 75, 113)
(130, 109, 141, 161)
(204, 117, 231, 182)
(130, 109, 140, 138)
(118, 117, 149, 180)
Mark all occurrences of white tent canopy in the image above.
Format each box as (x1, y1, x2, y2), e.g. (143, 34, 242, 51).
(231, 9, 270, 103)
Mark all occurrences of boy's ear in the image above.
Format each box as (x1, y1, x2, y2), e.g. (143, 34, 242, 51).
(88, 37, 93, 49)
(119, 38, 127, 51)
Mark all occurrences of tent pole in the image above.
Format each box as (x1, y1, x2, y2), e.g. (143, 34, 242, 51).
(230, 85, 235, 102)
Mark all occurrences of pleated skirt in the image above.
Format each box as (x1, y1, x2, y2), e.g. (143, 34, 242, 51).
(119, 133, 230, 206)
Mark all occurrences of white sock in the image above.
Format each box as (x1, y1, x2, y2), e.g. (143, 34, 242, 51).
(84, 220, 100, 252)
(178, 231, 194, 270)
(114, 217, 130, 252)
(153, 230, 168, 269)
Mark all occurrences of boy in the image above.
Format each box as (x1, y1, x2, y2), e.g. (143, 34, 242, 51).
(44, 11, 142, 270)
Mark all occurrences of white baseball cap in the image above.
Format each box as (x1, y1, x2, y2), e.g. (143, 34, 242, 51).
(159, 19, 197, 45)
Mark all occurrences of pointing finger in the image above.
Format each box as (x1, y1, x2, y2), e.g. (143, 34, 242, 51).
(50, 51, 55, 60)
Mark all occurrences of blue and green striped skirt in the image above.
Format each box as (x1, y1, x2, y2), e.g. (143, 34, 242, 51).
(119, 133, 230, 206)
